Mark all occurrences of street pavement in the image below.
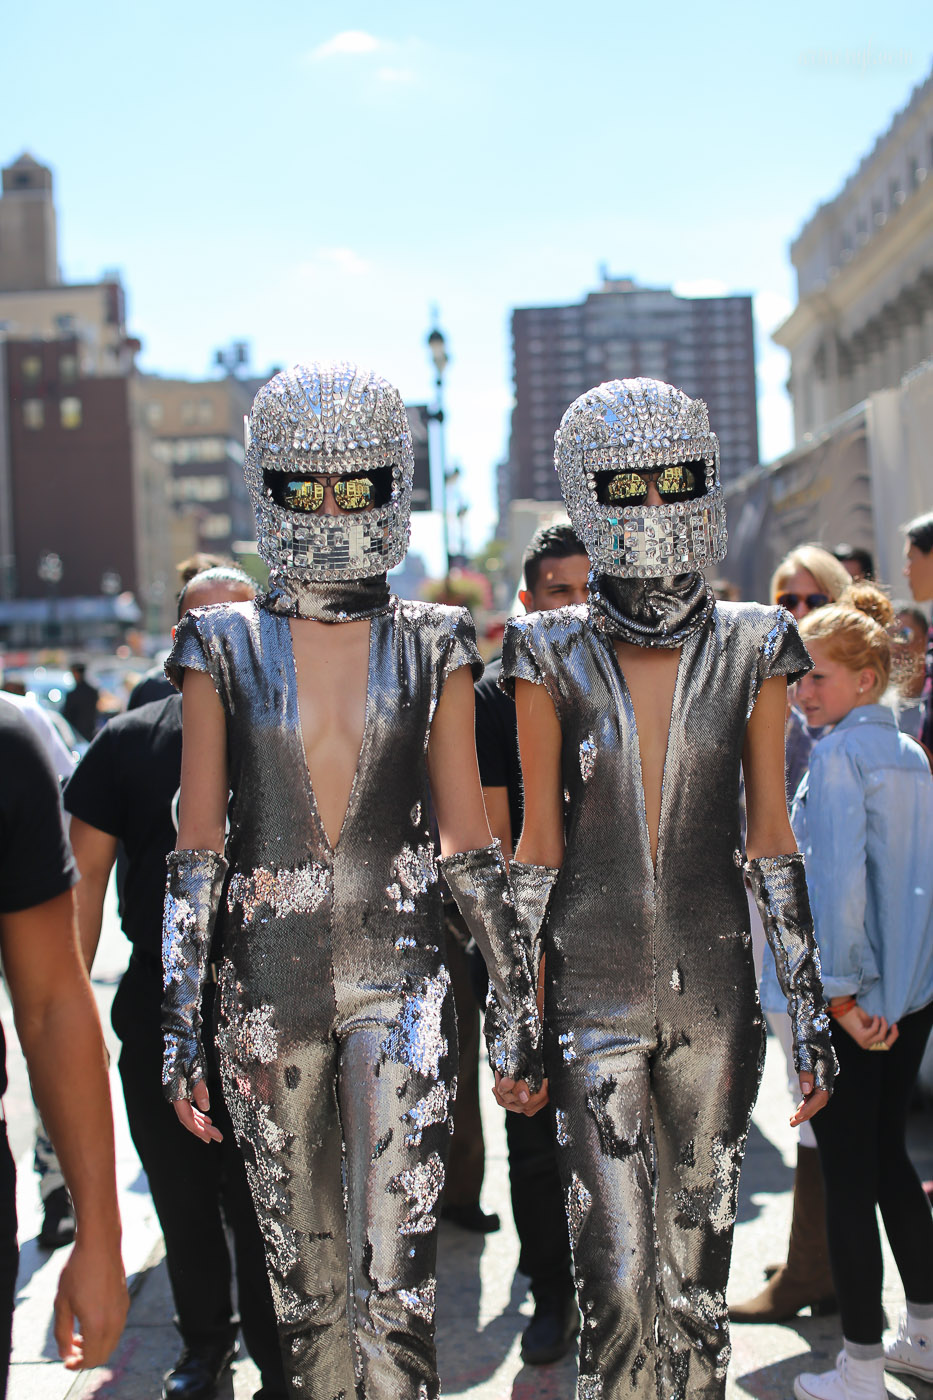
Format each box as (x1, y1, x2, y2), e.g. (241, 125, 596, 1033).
(5, 888, 933, 1400)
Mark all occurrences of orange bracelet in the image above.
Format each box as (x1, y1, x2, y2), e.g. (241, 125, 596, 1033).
(828, 997, 857, 1019)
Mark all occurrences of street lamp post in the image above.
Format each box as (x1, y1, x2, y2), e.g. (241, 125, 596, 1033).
(426, 321, 452, 574)
(37, 550, 63, 648)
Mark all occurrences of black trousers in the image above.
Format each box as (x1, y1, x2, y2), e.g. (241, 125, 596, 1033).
(112, 955, 286, 1395)
(813, 1000, 933, 1345)
(0, 1124, 17, 1400)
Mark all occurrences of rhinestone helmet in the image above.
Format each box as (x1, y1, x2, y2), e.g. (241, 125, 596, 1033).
(554, 377, 727, 578)
(244, 362, 414, 583)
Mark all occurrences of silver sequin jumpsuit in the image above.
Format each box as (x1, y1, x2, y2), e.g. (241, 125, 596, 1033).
(167, 595, 482, 1400)
(501, 598, 810, 1400)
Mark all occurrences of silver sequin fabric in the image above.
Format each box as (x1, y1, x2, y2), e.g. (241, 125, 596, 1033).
(166, 595, 482, 1400)
(501, 593, 812, 1400)
(162, 848, 228, 1100)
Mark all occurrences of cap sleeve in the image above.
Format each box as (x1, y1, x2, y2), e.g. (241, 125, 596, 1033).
(440, 607, 484, 685)
(760, 607, 812, 685)
(164, 610, 224, 701)
(499, 617, 547, 699)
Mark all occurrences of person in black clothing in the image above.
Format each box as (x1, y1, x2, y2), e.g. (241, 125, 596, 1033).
(62, 662, 100, 742)
(473, 522, 589, 1366)
(902, 510, 933, 752)
(64, 568, 287, 1400)
(0, 701, 127, 1396)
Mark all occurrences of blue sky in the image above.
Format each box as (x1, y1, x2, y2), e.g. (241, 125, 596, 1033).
(2, 2, 929, 564)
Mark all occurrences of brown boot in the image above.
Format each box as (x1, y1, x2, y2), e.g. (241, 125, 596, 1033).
(729, 1145, 837, 1322)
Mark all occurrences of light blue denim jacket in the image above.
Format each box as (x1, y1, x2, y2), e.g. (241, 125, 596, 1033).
(760, 704, 933, 1024)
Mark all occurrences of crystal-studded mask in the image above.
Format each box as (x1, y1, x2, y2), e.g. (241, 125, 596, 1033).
(554, 377, 727, 578)
(244, 362, 415, 583)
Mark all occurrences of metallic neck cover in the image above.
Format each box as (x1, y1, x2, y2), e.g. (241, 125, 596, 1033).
(588, 572, 714, 648)
(555, 377, 727, 577)
(261, 574, 393, 623)
(244, 362, 414, 583)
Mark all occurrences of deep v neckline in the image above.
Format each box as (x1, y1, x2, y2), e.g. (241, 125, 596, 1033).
(284, 613, 377, 855)
(603, 633, 690, 883)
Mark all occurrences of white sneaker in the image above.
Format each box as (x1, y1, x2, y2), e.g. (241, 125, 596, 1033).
(884, 1312, 933, 1382)
(795, 1352, 889, 1400)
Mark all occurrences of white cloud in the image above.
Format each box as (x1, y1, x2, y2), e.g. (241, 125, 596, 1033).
(672, 278, 729, 299)
(754, 290, 793, 334)
(299, 248, 372, 278)
(309, 30, 383, 61)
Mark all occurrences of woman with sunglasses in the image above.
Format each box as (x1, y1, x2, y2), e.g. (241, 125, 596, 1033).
(498, 378, 834, 1400)
(732, 543, 851, 1325)
(159, 363, 542, 1400)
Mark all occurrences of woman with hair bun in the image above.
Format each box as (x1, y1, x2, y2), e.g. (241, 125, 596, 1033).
(791, 583, 933, 1400)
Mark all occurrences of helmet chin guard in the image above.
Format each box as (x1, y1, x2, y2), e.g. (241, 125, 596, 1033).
(244, 362, 414, 583)
(554, 377, 727, 578)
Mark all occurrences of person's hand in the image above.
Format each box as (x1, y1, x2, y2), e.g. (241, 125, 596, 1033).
(837, 1003, 899, 1052)
(493, 1072, 549, 1115)
(172, 1080, 223, 1143)
(53, 1236, 129, 1370)
(790, 1072, 830, 1127)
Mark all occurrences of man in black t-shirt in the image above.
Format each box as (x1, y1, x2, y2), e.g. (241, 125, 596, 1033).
(474, 523, 589, 1367)
(64, 569, 287, 1400)
(0, 701, 127, 1395)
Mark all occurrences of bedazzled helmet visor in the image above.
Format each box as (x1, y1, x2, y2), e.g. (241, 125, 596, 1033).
(554, 377, 727, 578)
(244, 362, 414, 583)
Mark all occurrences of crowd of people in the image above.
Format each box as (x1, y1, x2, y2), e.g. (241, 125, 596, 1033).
(0, 365, 932, 1400)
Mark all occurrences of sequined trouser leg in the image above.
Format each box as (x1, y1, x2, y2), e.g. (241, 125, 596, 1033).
(216, 963, 457, 1400)
(548, 973, 764, 1400)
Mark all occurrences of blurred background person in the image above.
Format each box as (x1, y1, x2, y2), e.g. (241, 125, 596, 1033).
(471, 522, 588, 1365)
(902, 510, 933, 752)
(62, 662, 100, 743)
(790, 584, 933, 1400)
(0, 700, 128, 1395)
(128, 555, 238, 711)
(889, 604, 929, 741)
(732, 541, 850, 1325)
(63, 566, 288, 1400)
(833, 544, 874, 582)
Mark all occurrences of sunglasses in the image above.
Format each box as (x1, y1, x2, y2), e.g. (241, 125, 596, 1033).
(594, 464, 706, 507)
(265, 469, 390, 514)
(776, 592, 829, 612)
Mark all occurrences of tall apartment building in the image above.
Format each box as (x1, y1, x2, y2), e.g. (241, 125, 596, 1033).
(507, 277, 758, 506)
(774, 68, 933, 440)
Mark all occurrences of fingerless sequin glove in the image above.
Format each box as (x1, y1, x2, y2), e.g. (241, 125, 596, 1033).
(745, 852, 836, 1093)
(439, 842, 545, 1092)
(162, 848, 228, 1102)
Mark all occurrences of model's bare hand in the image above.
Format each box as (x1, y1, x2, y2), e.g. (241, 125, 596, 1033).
(53, 1237, 128, 1369)
(790, 1072, 829, 1127)
(493, 1072, 549, 1115)
(172, 1080, 223, 1143)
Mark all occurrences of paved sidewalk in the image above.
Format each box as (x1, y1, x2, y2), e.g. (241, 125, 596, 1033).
(6, 892, 933, 1398)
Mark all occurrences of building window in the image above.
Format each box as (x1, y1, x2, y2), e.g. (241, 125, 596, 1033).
(200, 513, 232, 540)
(59, 354, 78, 382)
(60, 397, 82, 429)
(21, 354, 42, 383)
(146, 402, 164, 426)
(22, 399, 44, 430)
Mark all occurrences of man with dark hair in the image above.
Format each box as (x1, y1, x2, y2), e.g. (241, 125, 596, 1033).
(64, 567, 287, 1400)
(832, 543, 874, 582)
(472, 521, 589, 1365)
(0, 701, 127, 1395)
(903, 510, 933, 751)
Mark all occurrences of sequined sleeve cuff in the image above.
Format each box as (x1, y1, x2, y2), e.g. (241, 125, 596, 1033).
(162, 848, 228, 1101)
(760, 608, 813, 687)
(164, 611, 214, 694)
(498, 617, 547, 700)
(440, 607, 484, 685)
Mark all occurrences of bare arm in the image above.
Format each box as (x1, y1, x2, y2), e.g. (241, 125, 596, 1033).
(1, 891, 127, 1367)
(176, 669, 228, 854)
(512, 679, 564, 869)
(482, 786, 513, 858)
(742, 676, 797, 860)
(427, 665, 493, 855)
(69, 817, 118, 971)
